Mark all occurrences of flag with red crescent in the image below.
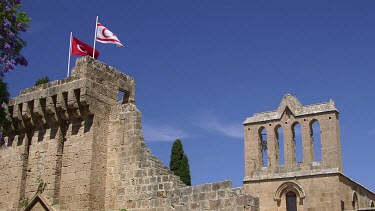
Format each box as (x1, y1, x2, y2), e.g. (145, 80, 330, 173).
(71, 37, 99, 59)
(96, 23, 124, 47)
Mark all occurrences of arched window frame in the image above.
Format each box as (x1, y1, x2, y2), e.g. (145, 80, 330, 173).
(292, 121, 302, 163)
(274, 181, 306, 207)
(309, 119, 322, 162)
(352, 191, 359, 209)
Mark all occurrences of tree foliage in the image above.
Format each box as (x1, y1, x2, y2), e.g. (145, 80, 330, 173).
(34, 76, 49, 86)
(170, 139, 191, 186)
(0, 0, 31, 76)
(0, 78, 10, 129)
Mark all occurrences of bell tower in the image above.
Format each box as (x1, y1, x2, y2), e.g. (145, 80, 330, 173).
(243, 94, 342, 180)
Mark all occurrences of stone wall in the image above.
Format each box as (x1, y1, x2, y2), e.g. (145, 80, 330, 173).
(244, 172, 375, 211)
(338, 174, 375, 210)
(105, 102, 258, 210)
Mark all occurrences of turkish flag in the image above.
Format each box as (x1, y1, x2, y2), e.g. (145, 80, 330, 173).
(71, 37, 99, 59)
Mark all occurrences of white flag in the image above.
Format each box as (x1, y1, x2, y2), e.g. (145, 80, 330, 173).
(96, 23, 124, 47)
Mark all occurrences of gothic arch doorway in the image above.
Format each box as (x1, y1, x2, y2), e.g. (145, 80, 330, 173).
(274, 181, 305, 211)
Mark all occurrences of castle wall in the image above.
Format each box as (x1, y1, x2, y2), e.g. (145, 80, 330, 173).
(105, 102, 259, 210)
(25, 126, 61, 205)
(0, 134, 27, 210)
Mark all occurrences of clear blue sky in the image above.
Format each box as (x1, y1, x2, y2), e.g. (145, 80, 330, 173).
(6, 1, 375, 191)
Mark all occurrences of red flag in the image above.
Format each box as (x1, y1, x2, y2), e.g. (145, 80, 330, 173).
(71, 37, 99, 59)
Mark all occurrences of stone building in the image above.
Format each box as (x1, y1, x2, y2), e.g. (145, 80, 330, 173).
(0, 57, 373, 211)
(0, 57, 258, 211)
(243, 94, 375, 210)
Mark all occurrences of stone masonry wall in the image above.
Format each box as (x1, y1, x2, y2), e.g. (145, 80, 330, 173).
(105, 102, 259, 210)
(338, 174, 375, 210)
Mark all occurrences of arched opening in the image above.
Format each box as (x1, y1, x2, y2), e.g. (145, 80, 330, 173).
(352, 192, 359, 210)
(276, 126, 284, 165)
(259, 127, 268, 167)
(286, 191, 297, 211)
(292, 122, 303, 163)
(310, 120, 321, 161)
(370, 200, 374, 207)
(274, 181, 305, 210)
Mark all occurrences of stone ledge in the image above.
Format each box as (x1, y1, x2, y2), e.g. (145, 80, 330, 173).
(244, 168, 341, 182)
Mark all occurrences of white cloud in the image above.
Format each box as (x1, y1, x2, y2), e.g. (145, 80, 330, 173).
(143, 123, 189, 142)
(193, 110, 243, 139)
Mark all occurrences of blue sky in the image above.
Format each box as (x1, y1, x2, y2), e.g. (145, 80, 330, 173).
(6, 1, 375, 191)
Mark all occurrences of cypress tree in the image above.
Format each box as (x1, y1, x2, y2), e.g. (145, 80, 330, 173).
(169, 139, 191, 186)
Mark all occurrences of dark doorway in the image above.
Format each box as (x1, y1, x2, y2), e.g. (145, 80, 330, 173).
(286, 191, 297, 211)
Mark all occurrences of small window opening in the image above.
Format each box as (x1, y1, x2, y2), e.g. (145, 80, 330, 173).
(118, 89, 130, 104)
(341, 200, 344, 210)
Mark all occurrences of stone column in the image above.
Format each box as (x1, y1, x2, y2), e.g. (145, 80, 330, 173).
(266, 126, 278, 171)
(244, 125, 262, 178)
(302, 120, 314, 164)
(320, 114, 342, 171)
(283, 124, 295, 167)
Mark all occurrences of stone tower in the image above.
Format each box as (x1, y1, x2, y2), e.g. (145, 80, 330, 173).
(243, 94, 341, 178)
(0, 57, 259, 211)
(243, 94, 375, 211)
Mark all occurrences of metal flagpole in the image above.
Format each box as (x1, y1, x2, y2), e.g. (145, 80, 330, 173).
(67, 32, 72, 77)
(93, 16, 99, 58)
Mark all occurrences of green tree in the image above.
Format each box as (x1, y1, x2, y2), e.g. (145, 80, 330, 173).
(169, 139, 191, 186)
(0, 78, 9, 128)
(34, 76, 49, 86)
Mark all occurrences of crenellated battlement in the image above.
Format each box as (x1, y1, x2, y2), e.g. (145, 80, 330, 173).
(1, 56, 135, 135)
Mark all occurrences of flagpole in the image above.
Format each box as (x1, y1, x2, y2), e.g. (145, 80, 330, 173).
(93, 16, 98, 58)
(67, 32, 72, 77)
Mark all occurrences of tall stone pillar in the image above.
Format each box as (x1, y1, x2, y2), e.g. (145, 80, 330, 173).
(302, 120, 314, 164)
(283, 124, 295, 167)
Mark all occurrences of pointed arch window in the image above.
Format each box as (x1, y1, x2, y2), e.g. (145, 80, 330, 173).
(259, 127, 268, 167)
(292, 122, 302, 163)
(310, 120, 321, 161)
(352, 192, 359, 210)
(275, 125, 284, 165)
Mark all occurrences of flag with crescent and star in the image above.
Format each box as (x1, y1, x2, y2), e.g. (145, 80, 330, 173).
(71, 37, 99, 59)
(96, 23, 124, 47)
